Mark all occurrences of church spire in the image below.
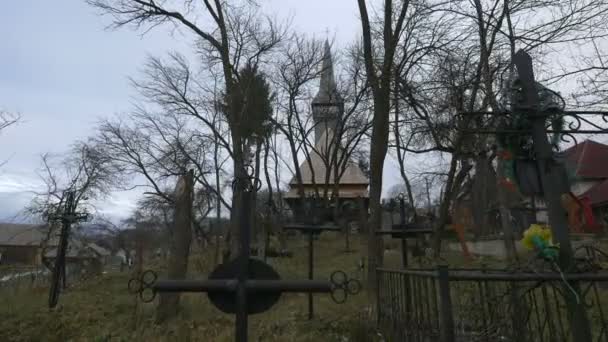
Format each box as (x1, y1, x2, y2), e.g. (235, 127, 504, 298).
(313, 40, 343, 104)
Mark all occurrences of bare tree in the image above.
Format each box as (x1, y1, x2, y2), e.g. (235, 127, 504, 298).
(89, 0, 287, 257)
(0, 110, 19, 132)
(0, 110, 20, 168)
(27, 141, 119, 297)
(156, 170, 194, 323)
(389, 2, 456, 214)
(357, 0, 425, 290)
(382, 0, 608, 259)
(29, 142, 119, 220)
(270, 35, 326, 202)
(566, 38, 608, 107)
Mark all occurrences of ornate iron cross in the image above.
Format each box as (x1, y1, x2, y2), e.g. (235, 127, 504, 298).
(46, 190, 89, 308)
(375, 194, 432, 268)
(283, 194, 361, 319)
(129, 174, 359, 342)
(282, 223, 348, 319)
(451, 50, 608, 341)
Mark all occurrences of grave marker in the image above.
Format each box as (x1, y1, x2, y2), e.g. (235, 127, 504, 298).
(129, 173, 359, 341)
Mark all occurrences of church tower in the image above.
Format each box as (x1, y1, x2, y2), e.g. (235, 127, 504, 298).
(311, 41, 343, 145)
(283, 41, 369, 216)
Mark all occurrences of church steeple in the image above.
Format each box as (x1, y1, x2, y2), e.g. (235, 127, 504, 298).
(312, 41, 343, 145)
(313, 41, 343, 105)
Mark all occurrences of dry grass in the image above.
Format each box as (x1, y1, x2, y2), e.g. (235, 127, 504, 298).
(0, 234, 383, 342)
(0, 232, 514, 341)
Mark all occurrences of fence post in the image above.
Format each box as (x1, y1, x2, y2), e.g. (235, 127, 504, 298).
(437, 265, 455, 342)
(510, 282, 528, 342)
(376, 268, 381, 326)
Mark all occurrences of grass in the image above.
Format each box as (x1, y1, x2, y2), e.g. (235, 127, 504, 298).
(1, 232, 569, 341)
(0, 233, 384, 342)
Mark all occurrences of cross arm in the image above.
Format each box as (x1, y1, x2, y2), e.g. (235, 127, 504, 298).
(391, 223, 431, 230)
(154, 279, 237, 292)
(153, 279, 332, 293)
(247, 280, 332, 293)
(283, 224, 341, 232)
(375, 228, 433, 238)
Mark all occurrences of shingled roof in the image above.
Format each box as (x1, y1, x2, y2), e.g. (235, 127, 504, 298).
(44, 238, 98, 259)
(289, 130, 368, 186)
(563, 140, 608, 179)
(0, 224, 52, 246)
(561, 139, 608, 208)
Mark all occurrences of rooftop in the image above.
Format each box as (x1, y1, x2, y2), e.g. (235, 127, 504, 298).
(288, 130, 368, 188)
(563, 139, 608, 179)
(0, 223, 55, 247)
(581, 179, 608, 207)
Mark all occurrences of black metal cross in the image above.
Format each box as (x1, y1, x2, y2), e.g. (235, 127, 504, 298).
(282, 222, 343, 319)
(129, 176, 359, 342)
(46, 190, 89, 308)
(375, 194, 432, 268)
(283, 194, 359, 319)
(451, 50, 608, 341)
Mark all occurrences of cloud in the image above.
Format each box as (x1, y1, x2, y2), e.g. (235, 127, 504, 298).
(0, 172, 41, 221)
(0, 193, 33, 222)
(0, 172, 42, 194)
(91, 190, 142, 222)
(0, 170, 142, 223)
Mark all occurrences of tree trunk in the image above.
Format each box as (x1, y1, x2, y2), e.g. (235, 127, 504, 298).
(134, 223, 144, 276)
(272, 134, 288, 253)
(366, 95, 390, 291)
(496, 154, 518, 261)
(213, 126, 222, 266)
(156, 170, 194, 323)
(358, 196, 368, 277)
(394, 68, 416, 214)
(213, 222, 220, 266)
(226, 137, 245, 262)
(253, 140, 262, 247)
(433, 157, 471, 257)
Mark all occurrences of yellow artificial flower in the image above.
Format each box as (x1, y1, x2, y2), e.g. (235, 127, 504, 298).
(521, 224, 553, 250)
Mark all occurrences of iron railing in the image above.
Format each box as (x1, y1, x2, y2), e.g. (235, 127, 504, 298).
(376, 266, 608, 342)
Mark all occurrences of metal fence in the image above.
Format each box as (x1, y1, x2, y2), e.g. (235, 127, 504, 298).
(376, 266, 608, 342)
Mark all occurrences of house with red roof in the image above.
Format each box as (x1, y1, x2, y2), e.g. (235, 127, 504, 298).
(562, 139, 608, 230)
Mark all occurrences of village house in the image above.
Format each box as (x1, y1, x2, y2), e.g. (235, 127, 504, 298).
(563, 139, 608, 230)
(0, 223, 53, 265)
(43, 238, 106, 274)
(0, 223, 111, 274)
(533, 139, 608, 230)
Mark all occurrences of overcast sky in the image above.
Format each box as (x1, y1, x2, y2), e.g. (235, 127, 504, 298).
(0, 0, 415, 222)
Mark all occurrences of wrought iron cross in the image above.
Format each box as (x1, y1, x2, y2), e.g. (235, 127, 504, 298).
(375, 194, 432, 268)
(129, 174, 359, 342)
(451, 50, 608, 341)
(282, 222, 345, 319)
(46, 190, 89, 308)
(283, 194, 361, 319)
